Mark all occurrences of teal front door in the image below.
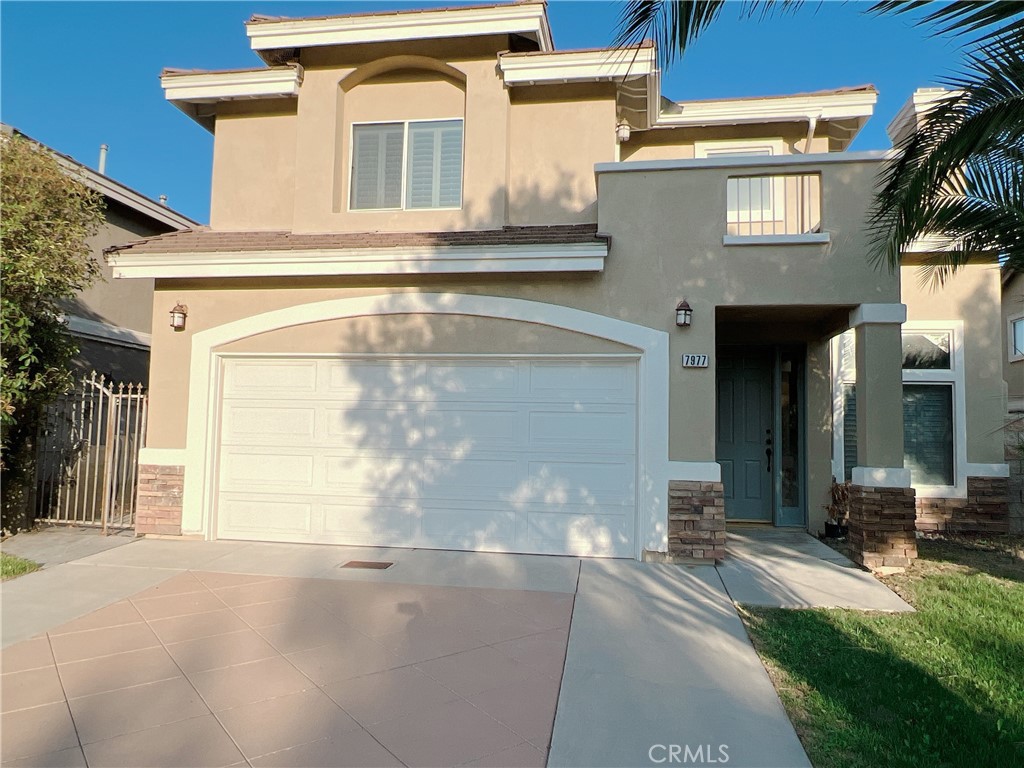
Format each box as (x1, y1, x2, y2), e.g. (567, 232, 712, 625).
(716, 350, 773, 522)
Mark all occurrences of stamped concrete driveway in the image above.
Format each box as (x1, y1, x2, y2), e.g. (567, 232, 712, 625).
(1, 533, 909, 768)
(1, 566, 571, 768)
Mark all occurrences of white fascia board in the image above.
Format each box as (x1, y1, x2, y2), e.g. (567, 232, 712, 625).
(656, 91, 877, 128)
(162, 66, 303, 105)
(54, 156, 196, 230)
(595, 149, 890, 174)
(246, 4, 552, 53)
(109, 242, 608, 279)
(499, 47, 656, 85)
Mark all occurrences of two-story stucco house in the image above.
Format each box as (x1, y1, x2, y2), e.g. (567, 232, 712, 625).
(108, 1, 1010, 567)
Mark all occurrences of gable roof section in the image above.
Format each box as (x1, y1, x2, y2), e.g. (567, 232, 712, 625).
(105, 224, 610, 279)
(161, 65, 304, 133)
(246, 1, 553, 63)
(1, 124, 197, 230)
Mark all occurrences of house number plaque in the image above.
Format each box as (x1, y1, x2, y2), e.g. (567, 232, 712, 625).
(681, 354, 709, 368)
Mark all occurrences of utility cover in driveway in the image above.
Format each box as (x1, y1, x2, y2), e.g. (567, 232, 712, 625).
(216, 357, 637, 556)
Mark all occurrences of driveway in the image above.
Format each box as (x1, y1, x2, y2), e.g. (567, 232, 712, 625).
(1, 533, 908, 767)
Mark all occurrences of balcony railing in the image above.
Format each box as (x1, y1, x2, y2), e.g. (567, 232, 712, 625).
(725, 172, 823, 241)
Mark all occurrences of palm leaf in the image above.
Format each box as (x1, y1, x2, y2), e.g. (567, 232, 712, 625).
(870, 1, 1024, 46)
(869, 35, 1024, 273)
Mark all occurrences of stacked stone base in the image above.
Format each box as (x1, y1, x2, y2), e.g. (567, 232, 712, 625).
(667, 481, 725, 562)
(915, 477, 1010, 535)
(847, 484, 918, 570)
(135, 465, 184, 535)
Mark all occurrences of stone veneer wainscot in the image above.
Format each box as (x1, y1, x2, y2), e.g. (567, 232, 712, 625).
(667, 480, 726, 562)
(135, 465, 184, 535)
(915, 477, 1010, 534)
(847, 484, 918, 570)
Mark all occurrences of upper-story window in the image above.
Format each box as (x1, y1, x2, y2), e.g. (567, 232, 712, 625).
(350, 119, 464, 211)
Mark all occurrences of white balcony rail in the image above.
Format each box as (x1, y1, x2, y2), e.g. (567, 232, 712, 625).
(726, 173, 821, 237)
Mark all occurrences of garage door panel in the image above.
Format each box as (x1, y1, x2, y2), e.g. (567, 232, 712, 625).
(528, 410, 635, 451)
(222, 404, 317, 443)
(524, 512, 632, 557)
(324, 406, 425, 449)
(323, 453, 419, 498)
(529, 360, 636, 400)
(322, 501, 417, 542)
(515, 460, 635, 506)
(216, 356, 638, 558)
(424, 362, 519, 398)
(419, 508, 516, 549)
(324, 360, 426, 399)
(421, 457, 522, 500)
(220, 497, 313, 535)
(422, 406, 521, 450)
(220, 452, 315, 490)
(225, 360, 318, 395)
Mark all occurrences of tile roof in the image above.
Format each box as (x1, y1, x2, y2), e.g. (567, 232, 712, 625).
(106, 224, 606, 255)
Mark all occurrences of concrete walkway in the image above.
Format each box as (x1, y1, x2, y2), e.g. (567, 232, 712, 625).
(1, 529, 914, 767)
(1, 527, 134, 568)
(717, 528, 914, 612)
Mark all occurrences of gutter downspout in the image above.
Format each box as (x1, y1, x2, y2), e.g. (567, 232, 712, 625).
(803, 114, 819, 154)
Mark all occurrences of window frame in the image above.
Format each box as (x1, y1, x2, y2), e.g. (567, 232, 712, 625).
(347, 117, 465, 213)
(694, 139, 787, 228)
(1008, 311, 1024, 363)
(831, 320, 967, 498)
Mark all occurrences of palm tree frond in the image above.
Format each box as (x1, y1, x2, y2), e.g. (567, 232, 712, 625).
(870, 1, 1024, 46)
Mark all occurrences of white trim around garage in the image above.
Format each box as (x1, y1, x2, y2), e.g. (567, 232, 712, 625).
(179, 294, 672, 560)
(108, 242, 609, 280)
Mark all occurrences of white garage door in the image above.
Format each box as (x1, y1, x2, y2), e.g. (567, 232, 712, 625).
(215, 356, 637, 557)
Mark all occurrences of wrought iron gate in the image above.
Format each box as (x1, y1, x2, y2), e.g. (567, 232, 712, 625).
(33, 372, 147, 532)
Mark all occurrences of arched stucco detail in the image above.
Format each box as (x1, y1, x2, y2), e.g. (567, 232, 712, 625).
(339, 55, 467, 92)
(181, 293, 671, 559)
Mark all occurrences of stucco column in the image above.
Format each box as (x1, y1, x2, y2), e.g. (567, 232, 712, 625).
(847, 303, 917, 571)
(853, 315, 906, 476)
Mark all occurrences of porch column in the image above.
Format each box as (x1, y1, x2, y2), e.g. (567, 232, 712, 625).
(848, 303, 918, 571)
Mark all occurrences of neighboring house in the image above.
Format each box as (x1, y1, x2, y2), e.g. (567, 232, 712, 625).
(2, 125, 196, 384)
(108, 2, 1010, 566)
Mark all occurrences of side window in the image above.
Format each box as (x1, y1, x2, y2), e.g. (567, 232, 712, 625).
(350, 120, 463, 212)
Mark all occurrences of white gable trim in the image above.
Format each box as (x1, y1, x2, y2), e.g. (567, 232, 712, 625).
(246, 3, 553, 55)
(180, 294, 671, 560)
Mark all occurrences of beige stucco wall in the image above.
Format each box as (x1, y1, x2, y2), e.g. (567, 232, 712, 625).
(210, 101, 297, 231)
(1003, 271, 1024, 403)
(507, 84, 617, 224)
(901, 262, 1006, 463)
(219, 314, 635, 356)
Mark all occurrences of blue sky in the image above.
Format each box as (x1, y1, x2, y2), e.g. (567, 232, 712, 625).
(1, 1, 965, 224)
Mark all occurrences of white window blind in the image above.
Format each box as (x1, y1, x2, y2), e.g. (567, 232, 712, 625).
(406, 120, 463, 209)
(351, 124, 404, 210)
(350, 120, 463, 211)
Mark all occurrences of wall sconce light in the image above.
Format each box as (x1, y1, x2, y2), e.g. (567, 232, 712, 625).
(615, 122, 631, 143)
(675, 300, 693, 328)
(169, 303, 188, 331)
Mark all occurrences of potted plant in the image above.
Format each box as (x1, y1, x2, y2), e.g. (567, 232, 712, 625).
(824, 479, 851, 538)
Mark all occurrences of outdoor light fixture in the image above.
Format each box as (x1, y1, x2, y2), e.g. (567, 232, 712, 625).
(675, 300, 693, 328)
(615, 122, 631, 143)
(169, 303, 188, 331)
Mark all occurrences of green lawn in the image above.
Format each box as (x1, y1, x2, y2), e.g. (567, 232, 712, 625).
(742, 536, 1024, 768)
(1, 551, 40, 580)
